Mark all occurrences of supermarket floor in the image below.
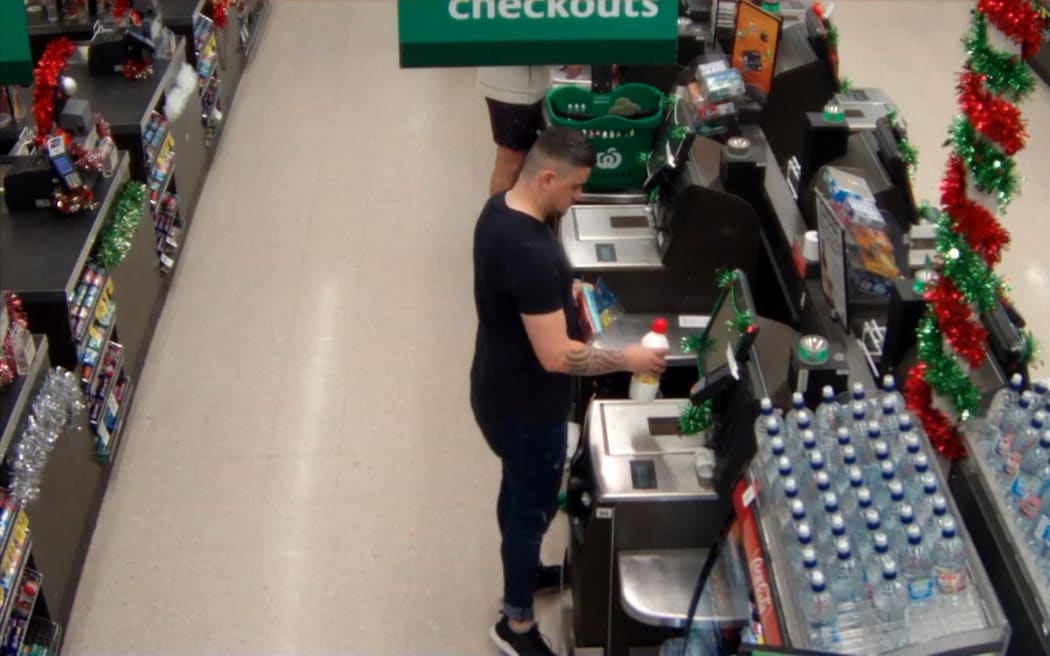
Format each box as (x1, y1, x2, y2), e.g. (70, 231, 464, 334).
(63, 1, 1050, 654)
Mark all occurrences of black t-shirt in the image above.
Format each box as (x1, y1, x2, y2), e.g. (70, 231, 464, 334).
(470, 193, 581, 427)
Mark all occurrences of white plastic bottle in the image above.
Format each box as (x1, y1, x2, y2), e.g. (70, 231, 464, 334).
(629, 318, 670, 402)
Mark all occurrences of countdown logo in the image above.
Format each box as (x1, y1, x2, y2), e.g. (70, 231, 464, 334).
(448, 0, 662, 20)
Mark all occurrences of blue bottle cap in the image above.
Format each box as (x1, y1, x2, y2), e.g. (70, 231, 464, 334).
(824, 492, 839, 513)
(1020, 392, 1033, 409)
(782, 477, 799, 497)
(1009, 373, 1023, 391)
(830, 513, 846, 535)
(852, 402, 866, 420)
(914, 453, 930, 474)
(941, 518, 958, 538)
(889, 481, 905, 501)
(1033, 410, 1046, 429)
(880, 461, 896, 480)
(932, 495, 948, 515)
(797, 522, 813, 544)
(802, 545, 818, 568)
(766, 417, 780, 436)
(882, 396, 897, 414)
(874, 441, 890, 459)
(1037, 380, 1048, 395)
(815, 471, 832, 491)
(760, 397, 774, 414)
(797, 410, 811, 429)
(778, 456, 793, 476)
(899, 504, 915, 524)
(790, 499, 806, 520)
(770, 436, 786, 456)
(809, 451, 825, 470)
(843, 447, 859, 467)
(921, 473, 938, 495)
(899, 413, 913, 431)
(848, 465, 863, 486)
(867, 421, 881, 438)
(802, 429, 817, 449)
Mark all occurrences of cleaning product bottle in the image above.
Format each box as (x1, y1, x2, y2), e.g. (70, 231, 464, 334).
(629, 318, 670, 402)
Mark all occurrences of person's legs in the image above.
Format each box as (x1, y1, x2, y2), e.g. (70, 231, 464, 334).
(484, 98, 544, 195)
(496, 420, 568, 624)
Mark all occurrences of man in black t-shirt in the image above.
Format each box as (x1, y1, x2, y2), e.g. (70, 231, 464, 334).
(471, 126, 667, 656)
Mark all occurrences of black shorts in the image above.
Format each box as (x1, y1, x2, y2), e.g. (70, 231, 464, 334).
(485, 98, 543, 152)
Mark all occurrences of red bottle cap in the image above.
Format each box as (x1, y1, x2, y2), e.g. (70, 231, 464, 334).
(651, 318, 668, 334)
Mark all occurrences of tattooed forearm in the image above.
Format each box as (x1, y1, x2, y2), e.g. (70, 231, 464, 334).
(566, 343, 626, 376)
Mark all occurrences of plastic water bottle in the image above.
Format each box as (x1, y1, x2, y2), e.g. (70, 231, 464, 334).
(988, 373, 1024, 429)
(629, 318, 670, 401)
(924, 495, 950, 537)
(868, 440, 892, 483)
(896, 431, 922, 463)
(763, 436, 788, 483)
(1034, 380, 1050, 412)
(780, 476, 801, 504)
(862, 508, 885, 551)
(873, 461, 898, 508)
(878, 396, 903, 443)
(830, 538, 864, 604)
(856, 419, 881, 466)
(841, 382, 867, 420)
(846, 404, 869, 446)
(912, 474, 939, 526)
(780, 498, 808, 536)
(866, 532, 893, 588)
(754, 398, 784, 441)
(1029, 489, 1050, 548)
(876, 375, 906, 413)
(872, 560, 909, 648)
(799, 545, 820, 589)
(831, 426, 852, 458)
(793, 521, 816, 561)
(815, 385, 840, 439)
(932, 518, 968, 601)
(810, 471, 833, 506)
(806, 571, 839, 648)
(785, 393, 808, 441)
(851, 488, 875, 534)
(883, 480, 908, 520)
(900, 451, 931, 483)
(799, 429, 819, 459)
(837, 464, 865, 503)
(819, 495, 842, 539)
(900, 524, 934, 606)
(1009, 460, 1050, 535)
(1013, 411, 1047, 455)
(1001, 392, 1036, 446)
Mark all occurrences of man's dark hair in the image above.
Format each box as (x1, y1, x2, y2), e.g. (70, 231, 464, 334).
(522, 125, 597, 175)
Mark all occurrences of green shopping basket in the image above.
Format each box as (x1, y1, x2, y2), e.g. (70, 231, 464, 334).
(545, 83, 665, 191)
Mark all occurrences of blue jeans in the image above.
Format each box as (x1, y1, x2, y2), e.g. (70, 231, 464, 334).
(478, 416, 567, 622)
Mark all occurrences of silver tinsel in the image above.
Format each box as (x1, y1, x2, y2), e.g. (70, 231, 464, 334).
(9, 367, 84, 505)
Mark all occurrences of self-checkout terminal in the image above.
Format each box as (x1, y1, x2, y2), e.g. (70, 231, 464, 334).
(559, 94, 763, 316)
(565, 271, 764, 656)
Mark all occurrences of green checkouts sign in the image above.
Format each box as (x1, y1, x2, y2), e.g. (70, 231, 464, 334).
(397, 0, 679, 68)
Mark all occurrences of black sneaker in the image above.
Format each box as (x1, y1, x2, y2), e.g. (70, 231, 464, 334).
(490, 616, 558, 656)
(534, 565, 564, 593)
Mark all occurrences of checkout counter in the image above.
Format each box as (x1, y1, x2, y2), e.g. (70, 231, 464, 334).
(553, 4, 1026, 654)
(564, 272, 802, 656)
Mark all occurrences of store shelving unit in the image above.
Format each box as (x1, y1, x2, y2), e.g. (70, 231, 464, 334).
(735, 427, 1010, 654)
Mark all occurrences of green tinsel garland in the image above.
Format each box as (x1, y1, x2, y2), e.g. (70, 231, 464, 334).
(839, 76, 853, 94)
(950, 117, 1018, 205)
(680, 402, 713, 435)
(934, 218, 1003, 311)
(916, 313, 981, 417)
(967, 12, 1036, 101)
(95, 182, 146, 269)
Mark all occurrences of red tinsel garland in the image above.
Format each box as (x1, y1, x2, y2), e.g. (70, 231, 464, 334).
(977, 0, 1045, 59)
(927, 278, 989, 368)
(213, 0, 229, 28)
(941, 154, 1011, 266)
(905, 364, 967, 460)
(958, 71, 1027, 155)
(112, 0, 129, 17)
(31, 38, 75, 146)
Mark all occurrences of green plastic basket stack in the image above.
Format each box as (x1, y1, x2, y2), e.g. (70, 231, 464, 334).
(545, 83, 665, 191)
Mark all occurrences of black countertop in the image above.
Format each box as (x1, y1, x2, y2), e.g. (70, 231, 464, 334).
(63, 36, 186, 132)
(0, 335, 49, 457)
(24, 6, 95, 37)
(160, 0, 206, 25)
(0, 154, 130, 301)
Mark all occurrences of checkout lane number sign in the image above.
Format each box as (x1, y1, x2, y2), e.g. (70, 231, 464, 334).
(398, 0, 679, 68)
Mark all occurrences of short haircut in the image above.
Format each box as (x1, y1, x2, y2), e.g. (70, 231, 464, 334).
(522, 126, 597, 175)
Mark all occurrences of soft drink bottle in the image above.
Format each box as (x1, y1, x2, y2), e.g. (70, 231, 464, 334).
(932, 518, 969, 602)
